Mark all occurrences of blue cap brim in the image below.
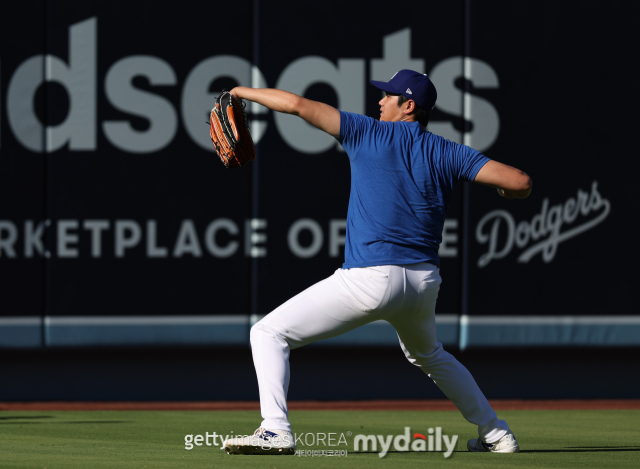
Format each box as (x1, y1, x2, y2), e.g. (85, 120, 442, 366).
(370, 80, 400, 94)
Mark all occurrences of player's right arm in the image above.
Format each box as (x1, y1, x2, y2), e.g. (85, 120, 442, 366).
(230, 87, 340, 139)
(473, 160, 532, 199)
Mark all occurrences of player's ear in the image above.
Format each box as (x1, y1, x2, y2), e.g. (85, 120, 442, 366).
(405, 99, 416, 114)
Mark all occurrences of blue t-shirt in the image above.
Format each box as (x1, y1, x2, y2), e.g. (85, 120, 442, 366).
(338, 110, 489, 269)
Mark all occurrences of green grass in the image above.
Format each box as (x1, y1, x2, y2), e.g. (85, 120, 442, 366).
(1, 410, 639, 468)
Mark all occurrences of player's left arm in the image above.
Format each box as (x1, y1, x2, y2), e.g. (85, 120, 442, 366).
(231, 87, 340, 138)
(473, 160, 532, 199)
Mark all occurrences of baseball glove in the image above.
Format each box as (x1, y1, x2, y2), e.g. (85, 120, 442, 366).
(209, 91, 256, 169)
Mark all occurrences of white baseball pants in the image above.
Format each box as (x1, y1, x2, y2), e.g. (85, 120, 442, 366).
(251, 262, 509, 443)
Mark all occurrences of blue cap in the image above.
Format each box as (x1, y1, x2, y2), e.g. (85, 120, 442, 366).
(371, 69, 437, 111)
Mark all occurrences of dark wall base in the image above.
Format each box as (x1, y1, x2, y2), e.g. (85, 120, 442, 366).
(1, 346, 639, 401)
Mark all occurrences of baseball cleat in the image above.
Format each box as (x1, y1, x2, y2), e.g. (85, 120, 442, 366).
(467, 430, 520, 453)
(222, 427, 296, 455)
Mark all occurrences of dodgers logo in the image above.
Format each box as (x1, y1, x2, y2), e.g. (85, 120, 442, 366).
(475, 181, 610, 267)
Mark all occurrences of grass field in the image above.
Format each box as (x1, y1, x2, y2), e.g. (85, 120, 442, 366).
(1, 409, 639, 468)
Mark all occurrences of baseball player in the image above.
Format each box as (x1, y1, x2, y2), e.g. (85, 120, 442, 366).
(223, 70, 531, 455)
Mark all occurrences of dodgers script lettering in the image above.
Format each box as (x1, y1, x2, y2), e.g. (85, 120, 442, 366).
(475, 181, 610, 267)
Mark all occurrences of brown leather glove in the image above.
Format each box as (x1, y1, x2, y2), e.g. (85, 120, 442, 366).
(209, 91, 256, 169)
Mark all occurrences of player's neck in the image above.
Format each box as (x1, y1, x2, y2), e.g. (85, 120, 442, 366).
(398, 115, 423, 128)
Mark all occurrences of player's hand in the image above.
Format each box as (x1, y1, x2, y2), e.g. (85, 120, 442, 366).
(497, 188, 516, 199)
(229, 88, 246, 108)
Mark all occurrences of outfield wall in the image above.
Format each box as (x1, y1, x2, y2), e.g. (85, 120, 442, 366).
(2, 346, 639, 401)
(1, 1, 638, 349)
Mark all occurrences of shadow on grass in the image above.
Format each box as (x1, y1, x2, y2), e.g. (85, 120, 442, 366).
(0, 416, 53, 420)
(566, 446, 640, 449)
(59, 421, 130, 424)
(350, 446, 640, 455)
(522, 447, 640, 453)
(349, 451, 457, 455)
(0, 420, 129, 425)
